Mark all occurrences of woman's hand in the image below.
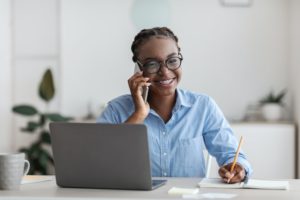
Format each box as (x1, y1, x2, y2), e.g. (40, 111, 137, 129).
(218, 163, 246, 184)
(125, 71, 151, 124)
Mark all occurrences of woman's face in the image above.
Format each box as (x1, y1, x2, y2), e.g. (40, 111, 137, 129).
(137, 37, 182, 98)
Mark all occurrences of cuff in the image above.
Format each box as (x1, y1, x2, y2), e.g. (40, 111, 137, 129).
(223, 157, 253, 178)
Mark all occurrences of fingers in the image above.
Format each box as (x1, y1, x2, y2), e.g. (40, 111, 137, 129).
(219, 163, 245, 184)
(128, 72, 151, 97)
(219, 165, 234, 183)
(229, 168, 245, 183)
(127, 72, 151, 120)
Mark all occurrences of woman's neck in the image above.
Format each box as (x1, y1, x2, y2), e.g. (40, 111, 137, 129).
(149, 91, 176, 123)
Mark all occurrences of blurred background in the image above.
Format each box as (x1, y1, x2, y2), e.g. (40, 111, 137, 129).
(0, 0, 300, 177)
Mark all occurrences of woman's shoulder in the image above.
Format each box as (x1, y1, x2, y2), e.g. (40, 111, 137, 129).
(177, 88, 212, 103)
(177, 88, 220, 113)
(107, 94, 134, 108)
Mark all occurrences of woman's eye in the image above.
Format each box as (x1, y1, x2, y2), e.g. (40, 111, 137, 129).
(144, 61, 159, 68)
(167, 58, 179, 64)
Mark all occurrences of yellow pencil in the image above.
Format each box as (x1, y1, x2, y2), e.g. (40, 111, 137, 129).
(230, 136, 244, 173)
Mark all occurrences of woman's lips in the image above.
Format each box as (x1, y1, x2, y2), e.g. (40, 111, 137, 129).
(153, 78, 175, 86)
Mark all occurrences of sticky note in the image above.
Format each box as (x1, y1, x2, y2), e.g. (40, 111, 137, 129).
(168, 187, 199, 195)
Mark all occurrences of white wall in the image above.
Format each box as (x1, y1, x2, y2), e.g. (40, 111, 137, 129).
(11, 0, 60, 151)
(0, 0, 12, 152)
(2, 0, 296, 155)
(289, 0, 300, 177)
(60, 0, 290, 121)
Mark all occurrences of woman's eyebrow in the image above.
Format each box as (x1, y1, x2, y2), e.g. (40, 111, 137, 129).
(167, 52, 178, 57)
(143, 52, 178, 61)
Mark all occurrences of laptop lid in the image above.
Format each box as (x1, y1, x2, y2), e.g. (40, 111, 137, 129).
(50, 122, 163, 190)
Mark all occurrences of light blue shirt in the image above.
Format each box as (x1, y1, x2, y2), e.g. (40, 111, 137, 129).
(97, 88, 252, 177)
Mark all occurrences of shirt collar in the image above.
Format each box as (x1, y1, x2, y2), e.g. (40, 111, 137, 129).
(149, 88, 193, 116)
(174, 88, 193, 110)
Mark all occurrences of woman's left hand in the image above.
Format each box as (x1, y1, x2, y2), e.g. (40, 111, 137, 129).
(218, 163, 246, 183)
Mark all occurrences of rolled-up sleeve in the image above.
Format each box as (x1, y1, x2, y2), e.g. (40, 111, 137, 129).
(202, 97, 253, 176)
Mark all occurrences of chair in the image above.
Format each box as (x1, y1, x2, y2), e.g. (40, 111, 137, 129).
(203, 148, 212, 178)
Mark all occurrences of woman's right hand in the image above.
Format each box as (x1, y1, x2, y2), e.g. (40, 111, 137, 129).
(126, 71, 151, 123)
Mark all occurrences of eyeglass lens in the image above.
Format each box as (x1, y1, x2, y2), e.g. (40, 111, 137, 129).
(142, 56, 182, 74)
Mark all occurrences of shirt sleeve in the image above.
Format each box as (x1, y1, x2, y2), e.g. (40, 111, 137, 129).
(97, 103, 120, 124)
(202, 97, 253, 176)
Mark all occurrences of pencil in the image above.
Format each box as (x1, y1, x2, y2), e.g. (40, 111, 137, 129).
(230, 136, 244, 173)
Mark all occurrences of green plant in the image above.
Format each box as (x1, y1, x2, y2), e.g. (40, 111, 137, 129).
(260, 89, 287, 105)
(12, 68, 72, 175)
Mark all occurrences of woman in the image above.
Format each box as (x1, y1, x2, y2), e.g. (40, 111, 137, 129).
(98, 27, 252, 183)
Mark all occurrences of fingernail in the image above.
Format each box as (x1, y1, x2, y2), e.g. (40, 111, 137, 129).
(230, 173, 234, 178)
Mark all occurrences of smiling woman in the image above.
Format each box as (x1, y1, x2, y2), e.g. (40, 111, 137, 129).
(97, 27, 252, 182)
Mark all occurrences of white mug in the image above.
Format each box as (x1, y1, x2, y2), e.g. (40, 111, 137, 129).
(0, 152, 30, 190)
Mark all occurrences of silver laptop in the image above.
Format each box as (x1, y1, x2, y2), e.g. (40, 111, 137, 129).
(49, 122, 166, 190)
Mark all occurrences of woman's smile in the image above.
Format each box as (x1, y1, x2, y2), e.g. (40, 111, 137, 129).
(152, 77, 176, 87)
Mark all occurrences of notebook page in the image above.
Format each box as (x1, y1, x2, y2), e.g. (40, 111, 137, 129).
(198, 178, 244, 189)
(244, 179, 289, 190)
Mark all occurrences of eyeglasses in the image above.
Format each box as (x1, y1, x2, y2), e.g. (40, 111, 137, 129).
(136, 53, 183, 74)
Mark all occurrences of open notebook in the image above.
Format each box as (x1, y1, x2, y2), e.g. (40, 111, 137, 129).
(199, 178, 289, 190)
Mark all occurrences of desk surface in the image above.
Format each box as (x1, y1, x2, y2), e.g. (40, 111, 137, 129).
(0, 176, 300, 200)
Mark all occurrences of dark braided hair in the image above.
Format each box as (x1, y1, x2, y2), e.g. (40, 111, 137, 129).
(131, 27, 181, 62)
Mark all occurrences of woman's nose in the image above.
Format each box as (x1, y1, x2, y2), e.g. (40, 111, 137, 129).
(157, 63, 170, 75)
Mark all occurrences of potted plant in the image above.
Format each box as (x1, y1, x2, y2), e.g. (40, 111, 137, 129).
(260, 89, 286, 121)
(12, 68, 72, 175)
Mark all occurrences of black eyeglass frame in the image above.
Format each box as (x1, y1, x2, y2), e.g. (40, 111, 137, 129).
(136, 53, 183, 74)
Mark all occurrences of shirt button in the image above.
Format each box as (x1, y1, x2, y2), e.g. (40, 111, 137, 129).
(163, 152, 167, 156)
(163, 172, 167, 176)
(162, 132, 166, 135)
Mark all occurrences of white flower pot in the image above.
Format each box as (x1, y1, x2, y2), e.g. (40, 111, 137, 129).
(262, 103, 282, 121)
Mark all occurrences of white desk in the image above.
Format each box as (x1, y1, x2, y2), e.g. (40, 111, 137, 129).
(0, 176, 300, 200)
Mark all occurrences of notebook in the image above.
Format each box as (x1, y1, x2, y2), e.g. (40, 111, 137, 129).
(49, 122, 167, 190)
(198, 178, 289, 190)
(22, 175, 53, 184)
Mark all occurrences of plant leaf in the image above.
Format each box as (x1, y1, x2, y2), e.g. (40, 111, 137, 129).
(21, 121, 43, 133)
(28, 143, 41, 159)
(44, 113, 73, 122)
(40, 131, 51, 144)
(21, 142, 52, 175)
(21, 127, 34, 133)
(12, 105, 38, 116)
(39, 114, 46, 127)
(275, 89, 287, 103)
(260, 89, 287, 104)
(40, 147, 54, 164)
(35, 148, 51, 175)
(39, 68, 55, 102)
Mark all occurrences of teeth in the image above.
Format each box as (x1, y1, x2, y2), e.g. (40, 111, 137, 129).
(159, 79, 173, 85)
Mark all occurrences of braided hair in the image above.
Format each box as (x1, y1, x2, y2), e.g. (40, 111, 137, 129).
(131, 27, 181, 62)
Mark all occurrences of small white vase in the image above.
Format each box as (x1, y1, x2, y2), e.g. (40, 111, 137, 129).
(262, 103, 282, 121)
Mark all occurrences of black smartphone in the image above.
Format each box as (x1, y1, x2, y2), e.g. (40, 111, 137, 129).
(134, 64, 149, 102)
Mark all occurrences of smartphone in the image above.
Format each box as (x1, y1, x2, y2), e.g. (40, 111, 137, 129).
(134, 64, 149, 102)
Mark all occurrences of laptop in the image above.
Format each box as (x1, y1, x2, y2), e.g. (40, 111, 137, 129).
(49, 122, 166, 190)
